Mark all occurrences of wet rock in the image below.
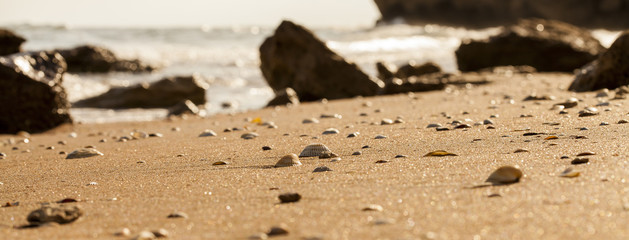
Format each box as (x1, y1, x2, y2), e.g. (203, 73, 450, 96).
(456, 18, 604, 72)
(27, 205, 83, 225)
(260, 21, 384, 102)
(0, 51, 72, 134)
(0, 29, 25, 56)
(394, 61, 441, 79)
(168, 99, 200, 116)
(266, 87, 300, 107)
(569, 31, 629, 92)
(56, 45, 154, 73)
(74, 75, 208, 109)
(376, 61, 396, 82)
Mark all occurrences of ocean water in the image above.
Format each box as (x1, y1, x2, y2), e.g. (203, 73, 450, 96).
(7, 24, 621, 123)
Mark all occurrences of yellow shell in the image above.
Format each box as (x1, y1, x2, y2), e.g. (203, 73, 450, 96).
(485, 166, 523, 184)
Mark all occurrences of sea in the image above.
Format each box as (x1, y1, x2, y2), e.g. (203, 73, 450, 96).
(5, 24, 622, 123)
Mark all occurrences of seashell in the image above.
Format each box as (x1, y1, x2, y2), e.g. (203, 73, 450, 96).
(571, 158, 589, 165)
(302, 118, 319, 124)
(347, 132, 360, 138)
(167, 211, 189, 219)
(423, 150, 457, 157)
(559, 168, 580, 178)
(278, 192, 301, 203)
(130, 131, 148, 139)
(322, 128, 339, 135)
(394, 155, 407, 158)
(114, 228, 131, 237)
(152, 228, 169, 238)
(362, 204, 383, 212)
(381, 118, 394, 125)
(394, 118, 405, 124)
(600, 122, 609, 126)
(330, 157, 341, 162)
(436, 127, 450, 131)
(454, 123, 472, 129)
(320, 114, 342, 119)
(618, 119, 629, 124)
(134, 231, 156, 240)
(374, 135, 387, 139)
(555, 97, 579, 108)
(248, 233, 269, 240)
(544, 136, 558, 140)
(262, 146, 272, 151)
(426, 123, 442, 128)
(578, 107, 599, 117)
(318, 151, 339, 159)
(199, 130, 217, 137)
(66, 148, 104, 159)
(267, 225, 289, 236)
(275, 154, 302, 167)
(313, 166, 332, 172)
(375, 160, 389, 163)
(485, 166, 522, 185)
(352, 151, 362, 155)
(576, 151, 595, 156)
(513, 149, 529, 153)
(241, 132, 259, 139)
(212, 161, 229, 166)
(483, 119, 494, 125)
(299, 143, 331, 157)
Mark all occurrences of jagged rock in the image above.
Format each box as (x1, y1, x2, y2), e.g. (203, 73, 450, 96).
(168, 99, 200, 116)
(394, 61, 441, 79)
(0, 51, 72, 134)
(456, 18, 604, 72)
(374, 0, 629, 29)
(74, 75, 208, 109)
(260, 20, 384, 102)
(383, 72, 489, 95)
(569, 31, 629, 92)
(376, 62, 396, 84)
(0, 29, 25, 56)
(267, 87, 300, 107)
(57, 45, 154, 73)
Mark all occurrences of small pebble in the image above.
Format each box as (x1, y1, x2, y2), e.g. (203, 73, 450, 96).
(436, 127, 450, 131)
(241, 132, 259, 139)
(262, 146, 272, 151)
(199, 130, 217, 137)
(374, 135, 387, 139)
(560, 156, 570, 159)
(167, 212, 189, 219)
(571, 158, 589, 165)
(352, 151, 362, 155)
(381, 119, 394, 125)
(362, 145, 370, 149)
(580, 127, 589, 131)
(322, 128, 340, 135)
(618, 119, 629, 124)
(313, 166, 332, 172)
(426, 123, 442, 128)
(347, 132, 360, 138)
(267, 226, 289, 236)
(483, 119, 494, 125)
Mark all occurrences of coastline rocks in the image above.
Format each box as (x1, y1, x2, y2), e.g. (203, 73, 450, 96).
(56, 45, 154, 73)
(569, 31, 629, 92)
(394, 61, 441, 79)
(266, 87, 300, 107)
(456, 19, 604, 72)
(0, 51, 72, 134)
(73, 75, 208, 109)
(168, 99, 200, 116)
(260, 20, 384, 102)
(0, 29, 25, 56)
(27, 205, 83, 225)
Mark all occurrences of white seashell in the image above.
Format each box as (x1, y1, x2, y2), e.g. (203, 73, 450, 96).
(66, 148, 104, 159)
(130, 131, 148, 139)
(362, 204, 383, 211)
(199, 130, 217, 137)
(275, 154, 302, 167)
(322, 128, 339, 135)
(299, 143, 332, 157)
(381, 118, 394, 125)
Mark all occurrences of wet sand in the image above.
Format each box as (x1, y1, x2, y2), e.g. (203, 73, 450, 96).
(2, 72, 629, 239)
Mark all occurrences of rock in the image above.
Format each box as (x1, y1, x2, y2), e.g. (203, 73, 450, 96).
(569, 31, 629, 92)
(266, 87, 300, 107)
(383, 74, 445, 95)
(456, 18, 604, 72)
(376, 61, 396, 83)
(0, 51, 72, 134)
(73, 75, 208, 108)
(168, 99, 200, 116)
(0, 29, 25, 56)
(394, 61, 441, 79)
(27, 205, 83, 225)
(278, 192, 301, 203)
(260, 20, 384, 101)
(374, 0, 629, 29)
(56, 45, 154, 73)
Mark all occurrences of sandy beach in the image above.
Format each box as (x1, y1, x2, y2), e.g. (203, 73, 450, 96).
(2, 71, 629, 239)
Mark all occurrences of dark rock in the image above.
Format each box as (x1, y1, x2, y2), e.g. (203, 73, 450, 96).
(456, 18, 604, 72)
(168, 99, 200, 116)
(260, 21, 384, 102)
(0, 29, 25, 56)
(374, 0, 629, 29)
(569, 31, 629, 92)
(74, 75, 208, 109)
(0, 51, 72, 134)
(56, 45, 154, 73)
(266, 87, 300, 107)
(278, 192, 301, 203)
(376, 61, 396, 83)
(27, 205, 83, 225)
(394, 61, 441, 79)
(383, 74, 445, 95)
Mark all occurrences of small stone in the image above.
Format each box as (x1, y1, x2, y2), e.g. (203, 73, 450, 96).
(302, 118, 319, 124)
(394, 155, 407, 158)
(362, 145, 370, 149)
(66, 148, 104, 159)
(167, 211, 188, 219)
(352, 151, 362, 155)
(483, 119, 494, 125)
(58, 140, 67, 145)
(114, 228, 131, 237)
(241, 132, 259, 139)
(152, 228, 169, 238)
(362, 204, 383, 211)
(571, 158, 589, 165)
(313, 166, 332, 172)
(46, 146, 55, 150)
(322, 128, 340, 135)
(374, 135, 387, 139)
(267, 226, 289, 236)
(600, 122, 610, 126)
(580, 127, 589, 131)
(262, 146, 272, 151)
(347, 132, 360, 138)
(559, 110, 568, 114)
(27, 205, 83, 224)
(618, 119, 629, 124)
(577, 151, 596, 156)
(199, 130, 217, 137)
(436, 127, 450, 131)
(275, 154, 302, 168)
(485, 166, 523, 185)
(426, 123, 442, 128)
(560, 156, 570, 159)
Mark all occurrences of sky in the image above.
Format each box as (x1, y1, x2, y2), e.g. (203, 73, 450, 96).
(0, 0, 381, 28)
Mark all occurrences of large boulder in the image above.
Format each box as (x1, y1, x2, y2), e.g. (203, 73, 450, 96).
(569, 31, 629, 92)
(0, 29, 25, 56)
(73, 76, 208, 109)
(259, 20, 384, 102)
(57, 45, 154, 73)
(456, 18, 604, 72)
(0, 51, 72, 134)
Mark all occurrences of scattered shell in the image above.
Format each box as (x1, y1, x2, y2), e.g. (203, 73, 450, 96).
(130, 131, 149, 139)
(394, 155, 407, 158)
(576, 151, 596, 156)
(394, 118, 405, 124)
(313, 166, 332, 172)
(152, 228, 170, 238)
(69, 132, 78, 138)
(241, 132, 259, 139)
(485, 166, 523, 185)
(275, 154, 302, 168)
(87, 182, 98, 186)
(560, 168, 580, 178)
(114, 228, 131, 237)
(318, 151, 339, 159)
(212, 161, 229, 166)
(149, 133, 163, 138)
(555, 98, 579, 108)
(248, 233, 269, 240)
(352, 151, 362, 156)
(483, 119, 494, 125)
(299, 143, 332, 157)
(362, 145, 370, 149)
(302, 118, 319, 124)
(362, 204, 383, 212)
(262, 146, 272, 151)
(375, 160, 389, 163)
(66, 148, 104, 159)
(544, 136, 558, 140)
(374, 135, 387, 139)
(133, 231, 156, 240)
(320, 114, 342, 119)
(322, 128, 340, 135)
(578, 107, 599, 117)
(27, 205, 83, 224)
(199, 130, 217, 137)
(347, 132, 360, 138)
(618, 119, 629, 124)
(571, 158, 589, 165)
(600, 122, 610, 126)
(167, 211, 189, 219)
(426, 123, 442, 128)
(381, 118, 394, 125)
(278, 192, 301, 203)
(513, 149, 529, 153)
(488, 193, 502, 198)
(330, 157, 341, 162)
(423, 150, 457, 157)
(267, 226, 289, 236)
(436, 127, 450, 131)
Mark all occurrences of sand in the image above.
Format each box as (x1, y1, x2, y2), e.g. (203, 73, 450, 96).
(2, 72, 629, 239)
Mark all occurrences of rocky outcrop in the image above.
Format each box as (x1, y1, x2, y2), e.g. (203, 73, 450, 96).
(569, 31, 629, 92)
(394, 61, 441, 79)
(168, 99, 200, 116)
(57, 45, 154, 73)
(260, 20, 384, 102)
(267, 88, 300, 107)
(456, 19, 604, 72)
(73, 76, 208, 109)
(374, 0, 629, 29)
(0, 51, 72, 134)
(0, 29, 25, 56)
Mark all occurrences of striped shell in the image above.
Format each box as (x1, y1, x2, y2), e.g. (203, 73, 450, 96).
(66, 148, 104, 159)
(299, 143, 331, 157)
(275, 154, 302, 167)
